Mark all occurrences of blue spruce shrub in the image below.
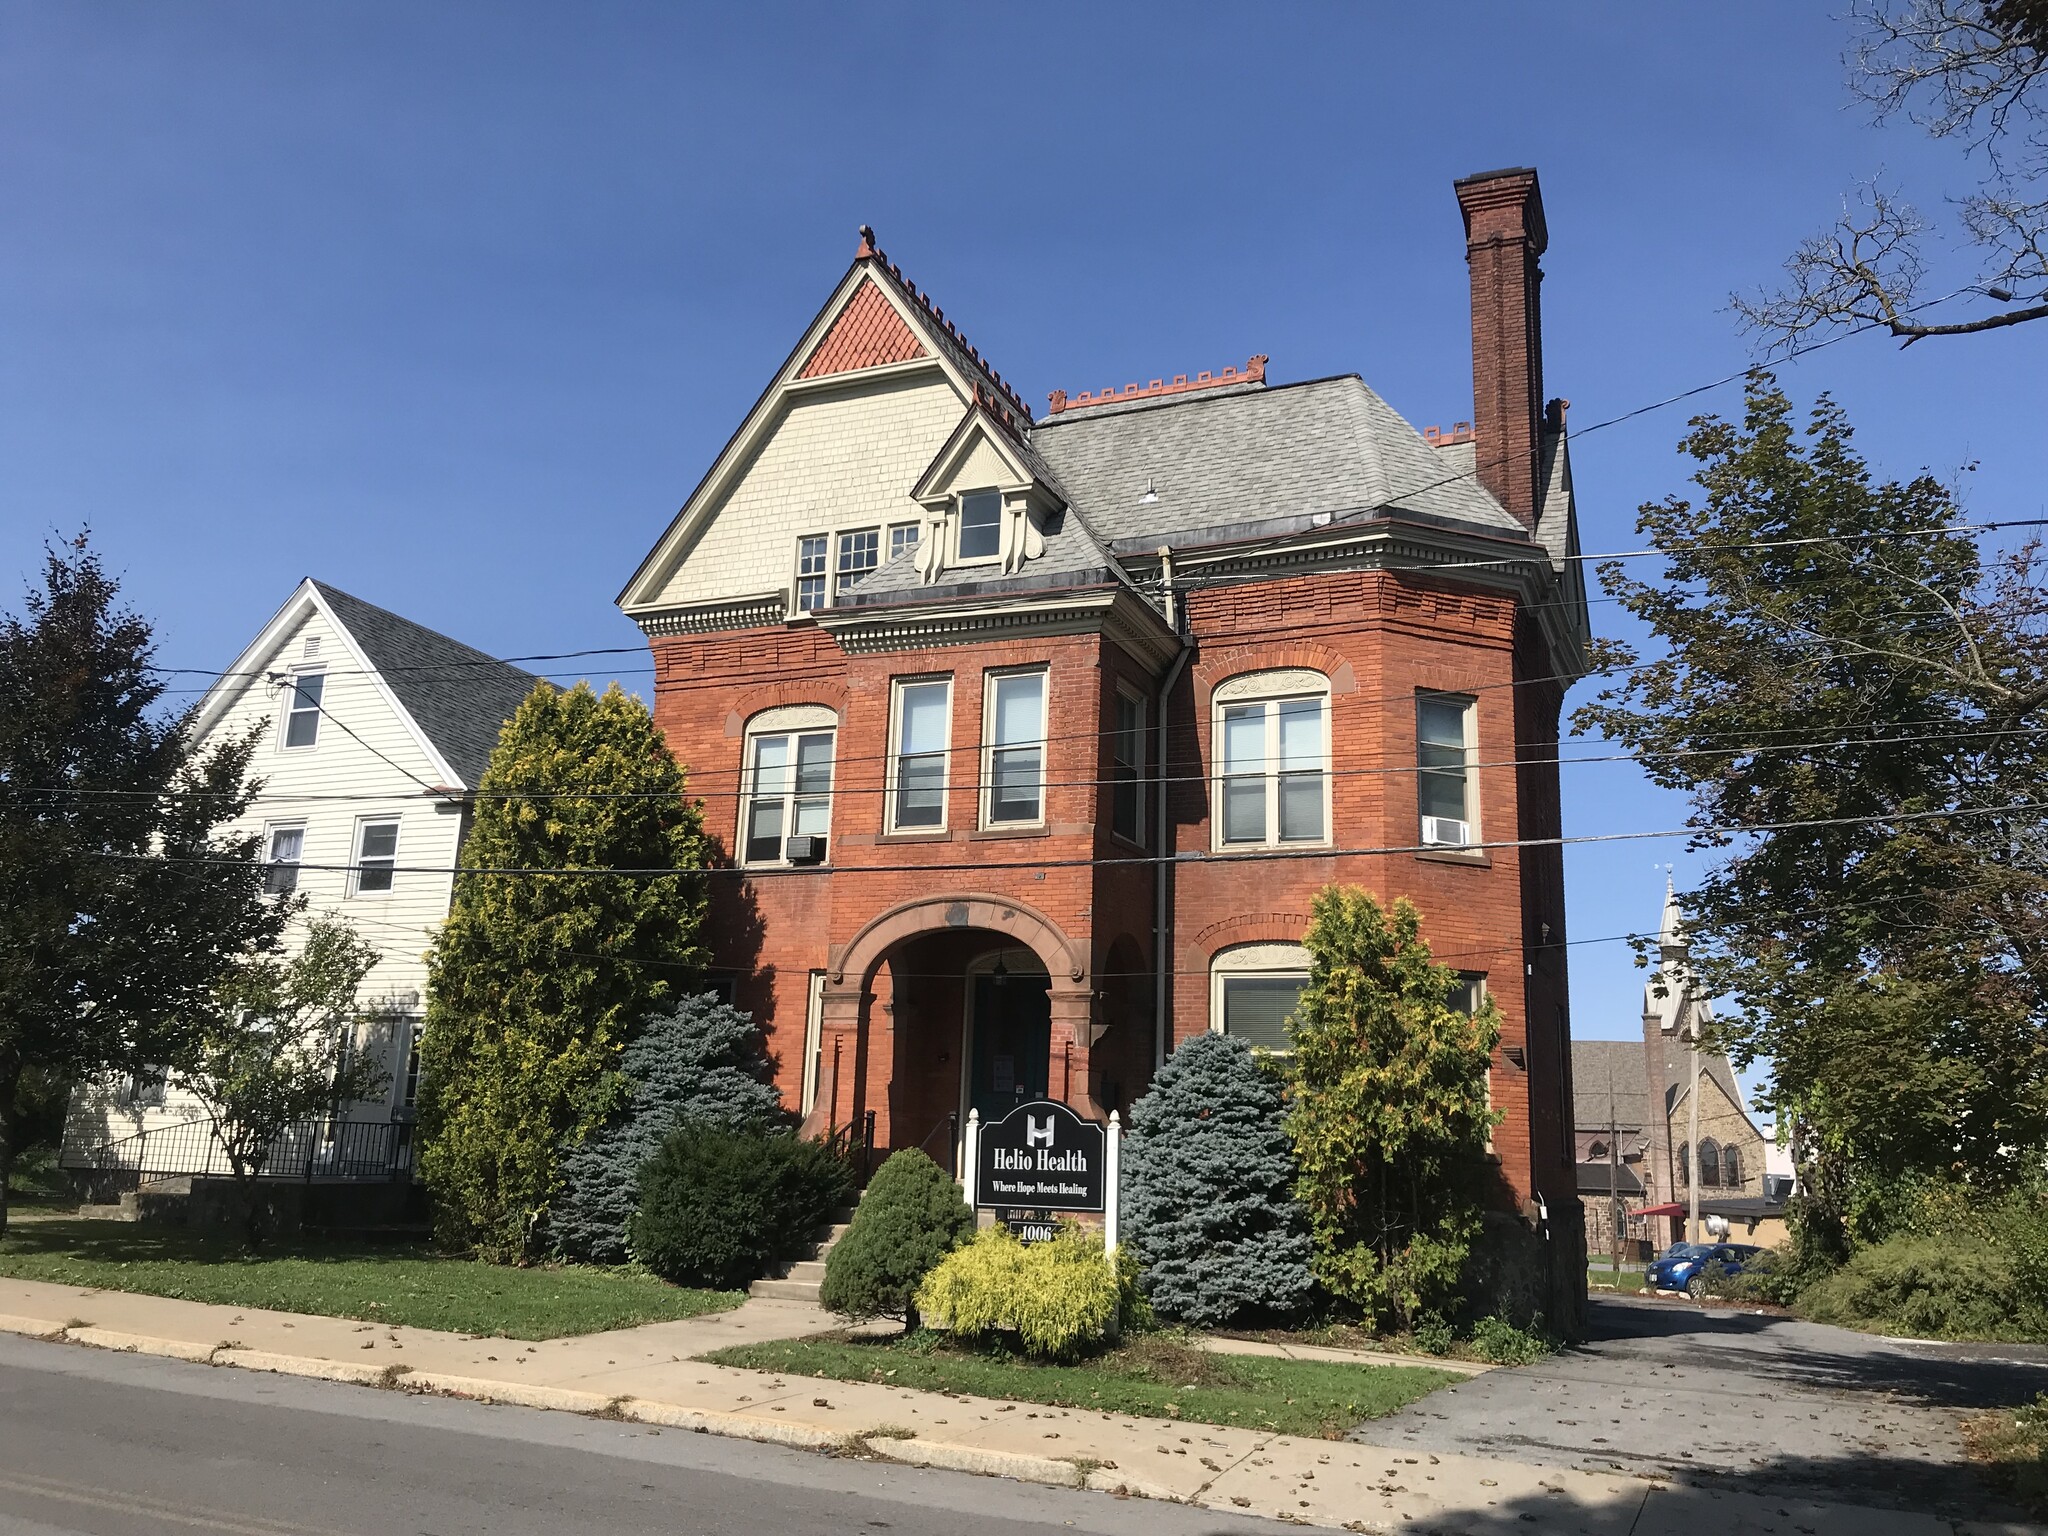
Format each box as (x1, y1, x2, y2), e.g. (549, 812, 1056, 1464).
(550, 993, 788, 1263)
(1121, 1032, 1313, 1327)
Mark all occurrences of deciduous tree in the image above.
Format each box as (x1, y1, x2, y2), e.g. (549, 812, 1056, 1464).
(1578, 375, 2048, 1249)
(0, 537, 288, 1234)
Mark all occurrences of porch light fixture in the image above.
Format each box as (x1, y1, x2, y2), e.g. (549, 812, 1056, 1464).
(991, 956, 1009, 989)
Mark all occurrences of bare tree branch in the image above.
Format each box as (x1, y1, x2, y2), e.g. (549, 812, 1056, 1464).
(1741, 1, 2048, 349)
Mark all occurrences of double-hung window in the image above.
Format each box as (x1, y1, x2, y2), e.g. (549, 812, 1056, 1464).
(889, 679, 951, 830)
(353, 819, 399, 894)
(1211, 943, 1311, 1054)
(282, 670, 324, 749)
(1111, 689, 1146, 844)
(794, 535, 829, 612)
(836, 528, 879, 595)
(1446, 973, 1487, 1017)
(1215, 673, 1327, 847)
(983, 670, 1047, 826)
(742, 725, 835, 864)
(956, 490, 1001, 562)
(1418, 693, 1477, 847)
(264, 823, 305, 895)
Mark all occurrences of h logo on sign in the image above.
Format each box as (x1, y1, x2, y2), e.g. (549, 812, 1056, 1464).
(1025, 1114, 1055, 1149)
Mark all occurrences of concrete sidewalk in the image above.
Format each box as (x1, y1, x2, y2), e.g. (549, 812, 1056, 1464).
(0, 1276, 2027, 1536)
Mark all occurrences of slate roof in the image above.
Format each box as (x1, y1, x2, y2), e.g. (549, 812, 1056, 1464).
(1573, 1040, 1650, 1131)
(1575, 1161, 1645, 1196)
(840, 506, 1124, 606)
(312, 582, 541, 790)
(1030, 375, 1527, 547)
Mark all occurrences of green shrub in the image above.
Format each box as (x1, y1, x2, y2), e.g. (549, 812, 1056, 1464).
(1285, 888, 1499, 1330)
(551, 994, 787, 1264)
(916, 1224, 1124, 1361)
(1412, 1314, 1455, 1357)
(1122, 1032, 1313, 1328)
(1799, 1234, 2027, 1340)
(1469, 1313, 1556, 1365)
(819, 1148, 974, 1326)
(630, 1125, 853, 1289)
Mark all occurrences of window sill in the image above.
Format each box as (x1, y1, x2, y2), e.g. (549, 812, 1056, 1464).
(969, 824, 1050, 841)
(876, 828, 954, 845)
(1212, 841, 1335, 856)
(1415, 846, 1491, 867)
(739, 861, 832, 873)
(1107, 829, 1148, 854)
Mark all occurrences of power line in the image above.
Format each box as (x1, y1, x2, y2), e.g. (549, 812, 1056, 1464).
(11, 717, 2043, 810)
(83, 796, 2048, 881)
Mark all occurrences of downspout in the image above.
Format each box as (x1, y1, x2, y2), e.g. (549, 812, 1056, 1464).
(1153, 546, 1190, 1070)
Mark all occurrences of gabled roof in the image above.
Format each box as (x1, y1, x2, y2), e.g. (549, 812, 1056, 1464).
(1032, 375, 1525, 546)
(1572, 1040, 1650, 1131)
(191, 580, 539, 792)
(309, 583, 540, 789)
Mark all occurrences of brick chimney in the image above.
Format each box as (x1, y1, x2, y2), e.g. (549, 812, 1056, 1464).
(1454, 167, 1548, 532)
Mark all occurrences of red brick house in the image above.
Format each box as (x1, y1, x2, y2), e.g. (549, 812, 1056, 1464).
(617, 168, 1589, 1248)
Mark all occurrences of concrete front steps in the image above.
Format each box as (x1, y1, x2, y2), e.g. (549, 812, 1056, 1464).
(747, 1209, 855, 1304)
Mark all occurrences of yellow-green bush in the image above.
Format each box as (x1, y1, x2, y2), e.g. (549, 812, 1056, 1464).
(915, 1224, 1123, 1360)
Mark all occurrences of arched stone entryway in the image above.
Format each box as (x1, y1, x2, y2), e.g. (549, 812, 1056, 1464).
(799, 894, 1097, 1167)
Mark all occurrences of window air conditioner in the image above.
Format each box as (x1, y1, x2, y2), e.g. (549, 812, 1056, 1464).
(1420, 816, 1470, 848)
(784, 835, 826, 865)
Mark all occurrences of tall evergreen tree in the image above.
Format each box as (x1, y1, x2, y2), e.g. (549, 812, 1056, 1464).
(1122, 1031, 1313, 1327)
(0, 537, 288, 1233)
(1286, 887, 1500, 1330)
(419, 682, 707, 1261)
(1578, 376, 2048, 1249)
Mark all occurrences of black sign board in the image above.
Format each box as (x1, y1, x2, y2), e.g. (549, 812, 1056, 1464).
(975, 1099, 1105, 1213)
(994, 1209, 1062, 1245)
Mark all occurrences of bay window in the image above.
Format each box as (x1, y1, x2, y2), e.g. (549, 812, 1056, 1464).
(1214, 671, 1328, 847)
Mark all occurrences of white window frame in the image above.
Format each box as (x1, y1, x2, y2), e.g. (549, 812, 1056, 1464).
(886, 676, 953, 832)
(1451, 972, 1494, 1150)
(1211, 669, 1331, 851)
(1417, 691, 1479, 848)
(888, 521, 921, 565)
(262, 821, 306, 896)
(737, 705, 838, 867)
(801, 970, 826, 1116)
(835, 526, 880, 597)
(279, 668, 325, 751)
(350, 816, 401, 897)
(1110, 686, 1147, 846)
(793, 533, 830, 614)
(953, 488, 1003, 566)
(1209, 942, 1312, 1056)
(980, 667, 1048, 830)
(401, 1018, 423, 1108)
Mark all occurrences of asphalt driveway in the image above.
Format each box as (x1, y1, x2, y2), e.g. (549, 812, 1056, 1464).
(1351, 1294, 2048, 1520)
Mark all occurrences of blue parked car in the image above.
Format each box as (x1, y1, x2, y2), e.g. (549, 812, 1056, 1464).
(1647, 1241, 1763, 1297)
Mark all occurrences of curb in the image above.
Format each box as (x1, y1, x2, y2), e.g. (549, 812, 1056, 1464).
(866, 1435, 1083, 1488)
(217, 1348, 401, 1387)
(0, 1314, 67, 1340)
(616, 1397, 841, 1451)
(401, 1371, 619, 1416)
(64, 1327, 218, 1363)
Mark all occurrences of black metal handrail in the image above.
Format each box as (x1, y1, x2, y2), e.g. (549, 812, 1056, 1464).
(65, 1116, 413, 1183)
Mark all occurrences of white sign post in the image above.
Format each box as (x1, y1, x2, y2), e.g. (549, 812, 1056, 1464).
(1104, 1110, 1122, 1256)
(962, 1108, 980, 1208)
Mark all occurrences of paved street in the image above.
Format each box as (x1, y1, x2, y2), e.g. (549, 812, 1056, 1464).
(0, 1333, 1291, 1536)
(1355, 1294, 2048, 1521)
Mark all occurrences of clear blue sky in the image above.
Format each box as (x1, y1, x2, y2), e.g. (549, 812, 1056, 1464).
(5, 5, 2043, 1073)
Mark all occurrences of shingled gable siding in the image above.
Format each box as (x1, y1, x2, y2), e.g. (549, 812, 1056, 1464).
(645, 373, 963, 614)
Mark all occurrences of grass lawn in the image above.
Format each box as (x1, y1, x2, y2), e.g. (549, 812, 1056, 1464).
(704, 1331, 1458, 1440)
(0, 1219, 740, 1340)
(1965, 1397, 2048, 1518)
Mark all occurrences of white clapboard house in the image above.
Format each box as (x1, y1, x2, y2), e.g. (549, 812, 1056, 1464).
(61, 580, 538, 1189)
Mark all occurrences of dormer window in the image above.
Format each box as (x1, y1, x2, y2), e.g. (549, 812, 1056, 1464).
(956, 490, 1002, 562)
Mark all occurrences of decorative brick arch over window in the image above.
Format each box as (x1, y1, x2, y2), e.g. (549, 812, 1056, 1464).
(1192, 641, 1356, 702)
(723, 679, 850, 739)
(828, 892, 1088, 992)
